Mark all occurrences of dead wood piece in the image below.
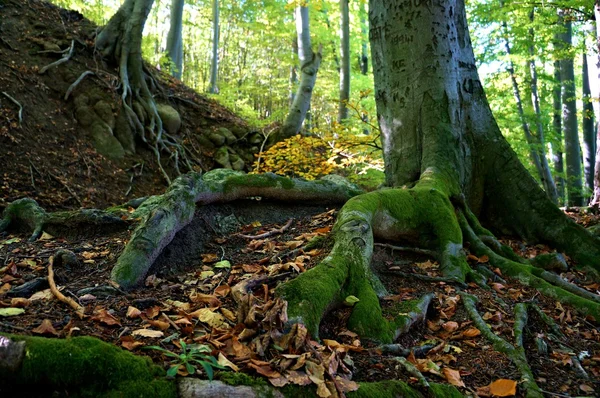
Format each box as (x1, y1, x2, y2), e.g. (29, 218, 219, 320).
(178, 379, 283, 398)
(0, 336, 26, 374)
(48, 255, 85, 319)
(5, 277, 48, 298)
(238, 218, 294, 239)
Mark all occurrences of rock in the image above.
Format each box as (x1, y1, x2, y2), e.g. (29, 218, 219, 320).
(75, 106, 94, 127)
(42, 41, 61, 52)
(231, 158, 245, 171)
(230, 126, 248, 139)
(73, 94, 89, 108)
(208, 132, 226, 146)
(156, 103, 181, 135)
(197, 135, 216, 150)
(89, 122, 125, 160)
(249, 133, 263, 145)
(214, 147, 232, 169)
(94, 101, 115, 130)
(217, 127, 237, 144)
(114, 110, 136, 154)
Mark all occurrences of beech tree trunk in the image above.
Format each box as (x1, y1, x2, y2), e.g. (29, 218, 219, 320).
(338, 0, 350, 123)
(165, 0, 184, 79)
(277, 0, 600, 358)
(592, 0, 600, 207)
(552, 60, 565, 203)
(279, 4, 322, 140)
(359, 0, 368, 76)
(582, 50, 596, 197)
(209, 0, 219, 94)
(558, 11, 583, 206)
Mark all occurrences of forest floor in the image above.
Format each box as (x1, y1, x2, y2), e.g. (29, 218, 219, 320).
(1, 0, 600, 397)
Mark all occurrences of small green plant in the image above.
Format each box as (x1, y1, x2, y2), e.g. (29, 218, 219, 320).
(145, 340, 224, 379)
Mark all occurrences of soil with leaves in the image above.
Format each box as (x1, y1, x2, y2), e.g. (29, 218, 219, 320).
(1, 202, 599, 397)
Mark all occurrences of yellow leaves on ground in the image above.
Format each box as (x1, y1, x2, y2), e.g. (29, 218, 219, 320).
(476, 379, 518, 397)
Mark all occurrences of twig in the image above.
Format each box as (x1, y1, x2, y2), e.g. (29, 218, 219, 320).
(160, 313, 181, 331)
(0, 321, 28, 332)
(374, 242, 437, 258)
(0, 36, 16, 51)
(48, 256, 85, 319)
(383, 269, 467, 287)
(64, 71, 94, 100)
(2, 91, 23, 126)
(238, 219, 294, 239)
(39, 40, 74, 74)
(254, 130, 274, 174)
(47, 170, 82, 206)
(29, 164, 35, 189)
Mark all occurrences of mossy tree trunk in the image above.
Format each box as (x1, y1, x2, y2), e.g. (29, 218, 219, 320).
(96, 0, 190, 184)
(277, 0, 600, 368)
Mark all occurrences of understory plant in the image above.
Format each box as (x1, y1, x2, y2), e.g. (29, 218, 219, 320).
(145, 340, 223, 379)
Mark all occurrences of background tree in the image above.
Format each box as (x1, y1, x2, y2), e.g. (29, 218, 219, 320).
(582, 46, 596, 197)
(209, 0, 219, 94)
(165, 0, 184, 78)
(338, 0, 350, 122)
(278, 3, 322, 140)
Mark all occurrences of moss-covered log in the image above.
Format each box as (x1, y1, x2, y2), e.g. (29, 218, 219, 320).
(0, 334, 175, 397)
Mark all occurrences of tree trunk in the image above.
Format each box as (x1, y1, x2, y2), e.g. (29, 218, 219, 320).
(278, 4, 322, 140)
(527, 10, 558, 204)
(289, 38, 298, 107)
(558, 11, 583, 206)
(552, 60, 565, 203)
(592, 0, 600, 207)
(500, 15, 555, 202)
(359, 0, 368, 76)
(277, 0, 600, 369)
(582, 48, 596, 197)
(96, 0, 190, 184)
(165, 0, 184, 79)
(338, 0, 350, 123)
(209, 0, 219, 94)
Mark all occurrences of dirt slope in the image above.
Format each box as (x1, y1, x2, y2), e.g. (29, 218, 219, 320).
(0, 0, 253, 212)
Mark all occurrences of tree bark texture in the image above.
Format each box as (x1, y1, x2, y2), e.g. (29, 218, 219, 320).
(209, 0, 219, 94)
(558, 12, 583, 206)
(582, 49, 596, 197)
(338, 0, 350, 122)
(279, 5, 322, 140)
(165, 0, 184, 79)
(592, 0, 600, 206)
(552, 60, 565, 203)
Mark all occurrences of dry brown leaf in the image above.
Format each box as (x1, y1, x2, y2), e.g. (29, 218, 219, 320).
(335, 376, 360, 393)
(489, 379, 517, 397)
(269, 376, 289, 387)
(91, 308, 121, 326)
(190, 308, 228, 328)
(189, 292, 221, 307)
(29, 288, 53, 301)
(242, 263, 263, 273)
(10, 297, 31, 308)
(121, 336, 144, 351)
(126, 306, 142, 319)
(201, 253, 218, 263)
(287, 370, 312, 385)
(442, 367, 465, 387)
(147, 319, 170, 331)
(442, 321, 459, 332)
(32, 319, 58, 336)
(220, 307, 236, 321)
(285, 240, 304, 249)
(478, 255, 489, 263)
(144, 306, 161, 319)
(316, 382, 332, 398)
(131, 329, 164, 338)
(462, 327, 481, 338)
(214, 284, 231, 297)
(249, 363, 282, 378)
(217, 352, 239, 372)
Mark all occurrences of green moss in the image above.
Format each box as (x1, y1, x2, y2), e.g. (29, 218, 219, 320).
(218, 371, 267, 387)
(349, 381, 423, 398)
(0, 334, 176, 397)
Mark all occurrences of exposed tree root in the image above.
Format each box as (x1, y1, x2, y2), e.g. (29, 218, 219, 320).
(38, 39, 74, 74)
(461, 293, 543, 398)
(48, 252, 85, 319)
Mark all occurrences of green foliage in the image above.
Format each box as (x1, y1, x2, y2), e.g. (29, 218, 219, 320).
(144, 339, 224, 379)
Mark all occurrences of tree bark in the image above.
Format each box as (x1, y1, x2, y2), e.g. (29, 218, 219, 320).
(499, 12, 556, 202)
(209, 0, 219, 94)
(278, 4, 322, 140)
(527, 10, 558, 204)
(359, 0, 368, 76)
(558, 11, 583, 206)
(582, 48, 596, 197)
(338, 0, 350, 123)
(592, 0, 600, 207)
(552, 60, 565, 203)
(165, 0, 184, 79)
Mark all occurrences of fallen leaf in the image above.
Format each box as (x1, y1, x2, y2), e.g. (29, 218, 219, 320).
(214, 260, 231, 269)
(29, 289, 53, 301)
(91, 309, 121, 326)
(478, 255, 489, 263)
(443, 367, 465, 387)
(190, 308, 228, 328)
(579, 384, 594, 393)
(121, 336, 144, 351)
(214, 284, 231, 297)
(131, 329, 164, 338)
(0, 308, 25, 317)
(343, 295, 360, 306)
(462, 327, 481, 338)
(269, 376, 289, 387)
(442, 321, 459, 332)
(10, 298, 31, 308)
(201, 253, 218, 263)
(489, 379, 517, 397)
(126, 306, 142, 318)
(217, 352, 239, 371)
(31, 319, 58, 336)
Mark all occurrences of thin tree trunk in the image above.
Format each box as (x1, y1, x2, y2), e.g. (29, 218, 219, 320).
(527, 10, 558, 204)
(359, 0, 368, 75)
(209, 0, 219, 94)
(165, 0, 184, 79)
(338, 0, 350, 123)
(591, 0, 600, 206)
(552, 60, 565, 203)
(558, 11, 583, 206)
(278, 4, 322, 140)
(500, 19, 549, 198)
(289, 38, 298, 107)
(582, 47, 596, 197)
